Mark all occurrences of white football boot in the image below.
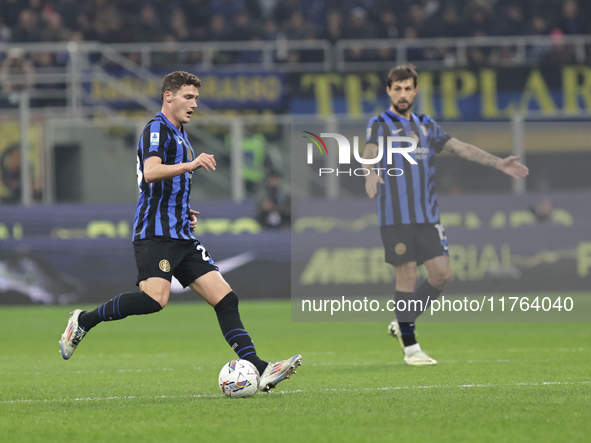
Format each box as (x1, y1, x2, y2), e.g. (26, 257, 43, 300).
(387, 320, 405, 355)
(388, 321, 437, 365)
(59, 309, 88, 360)
(259, 354, 302, 392)
(404, 349, 437, 366)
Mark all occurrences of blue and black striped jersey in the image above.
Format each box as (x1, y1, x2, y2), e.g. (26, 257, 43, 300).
(366, 109, 451, 227)
(133, 112, 196, 241)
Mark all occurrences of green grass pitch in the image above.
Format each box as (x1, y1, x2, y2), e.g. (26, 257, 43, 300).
(1, 296, 590, 443)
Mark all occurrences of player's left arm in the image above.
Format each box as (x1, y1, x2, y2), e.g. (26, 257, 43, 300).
(442, 137, 529, 179)
(143, 153, 216, 183)
(188, 209, 199, 231)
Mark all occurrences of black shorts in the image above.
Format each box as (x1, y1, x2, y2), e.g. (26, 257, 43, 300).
(380, 223, 449, 266)
(133, 237, 219, 288)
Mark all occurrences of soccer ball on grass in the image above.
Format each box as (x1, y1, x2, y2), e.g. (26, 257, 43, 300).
(218, 359, 260, 398)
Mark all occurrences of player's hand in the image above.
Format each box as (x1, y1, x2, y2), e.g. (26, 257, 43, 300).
(188, 209, 199, 231)
(189, 153, 216, 172)
(365, 173, 385, 199)
(497, 155, 529, 179)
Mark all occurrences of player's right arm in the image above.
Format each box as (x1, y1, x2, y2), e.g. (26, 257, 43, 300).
(362, 143, 385, 199)
(143, 153, 216, 183)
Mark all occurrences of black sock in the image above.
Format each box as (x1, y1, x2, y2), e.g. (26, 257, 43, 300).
(415, 280, 442, 318)
(214, 291, 267, 374)
(398, 322, 417, 347)
(395, 290, 418, 347)
(78, 291, 162, 330)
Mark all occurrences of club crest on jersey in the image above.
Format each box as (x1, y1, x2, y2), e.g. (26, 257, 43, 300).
(188, 148, 194, 161)
(150, 132, 159, 145)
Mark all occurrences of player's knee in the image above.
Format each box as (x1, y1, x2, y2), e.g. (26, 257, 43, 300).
(431, 268, 451, 289)
(147, 291, 169, 309)
(157, 293, 170, 308)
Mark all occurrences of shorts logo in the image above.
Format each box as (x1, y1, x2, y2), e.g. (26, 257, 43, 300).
(159, 259, 171, 272)
(395, 243, 407, 255)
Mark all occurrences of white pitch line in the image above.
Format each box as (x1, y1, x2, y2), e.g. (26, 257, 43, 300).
(0, 368, 176, 376)
(270, 380, 591, 394)
(62, 368, 175, 375)
(1, 381, 589, 405)
(308, 358, 553, 367)
(449, 347, 587, 354)
(0, 357, 565, 376)
(0, 393, 216, 404)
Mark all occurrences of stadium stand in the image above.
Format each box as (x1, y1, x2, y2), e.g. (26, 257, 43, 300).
(0, 0, 589, 46)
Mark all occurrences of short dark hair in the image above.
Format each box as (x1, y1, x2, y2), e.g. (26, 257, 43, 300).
(387, 64, 418, 88)
(160, 71, 201, 101)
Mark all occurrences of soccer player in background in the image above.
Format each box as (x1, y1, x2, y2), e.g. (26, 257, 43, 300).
(59, 71, 301, 391)
(363, 65, 528, 365)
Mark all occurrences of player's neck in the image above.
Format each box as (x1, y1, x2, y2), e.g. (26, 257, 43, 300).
(389, 105, 411, 120)
(161, 107, 182, 130)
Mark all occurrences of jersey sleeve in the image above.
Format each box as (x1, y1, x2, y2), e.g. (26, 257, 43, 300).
(140, 121, 169, 162)
(426, 117, 451, 153)
(365, 117, 381, 145)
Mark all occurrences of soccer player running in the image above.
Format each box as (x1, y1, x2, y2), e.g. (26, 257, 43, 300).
(363, 65, 528, 365)
(59, 71, 301, 391)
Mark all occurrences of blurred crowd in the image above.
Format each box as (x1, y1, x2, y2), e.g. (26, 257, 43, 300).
(0, 0, 589, 93)
(0, 0, 590, 46)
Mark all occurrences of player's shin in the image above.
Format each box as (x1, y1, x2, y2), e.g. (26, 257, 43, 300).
(414, 280, 443, 318)
(78, 291, 162, 330)
(214, 291, 268, 374)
